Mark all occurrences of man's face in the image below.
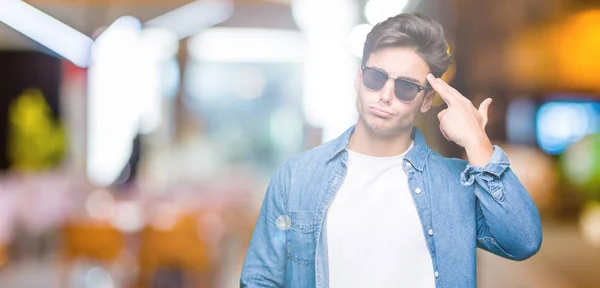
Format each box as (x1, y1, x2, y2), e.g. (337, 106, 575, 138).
(354, 47, 434, 137)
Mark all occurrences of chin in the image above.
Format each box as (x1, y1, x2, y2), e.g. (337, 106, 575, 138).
(366, 120, 400, 136)
(367, 118, 411, 136)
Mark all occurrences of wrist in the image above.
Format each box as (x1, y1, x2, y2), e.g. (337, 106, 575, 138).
(465, 135, 493, 167)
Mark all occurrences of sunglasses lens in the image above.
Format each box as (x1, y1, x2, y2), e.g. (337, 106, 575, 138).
(362, 68, 387, 91)
(394, 79, 419, 102)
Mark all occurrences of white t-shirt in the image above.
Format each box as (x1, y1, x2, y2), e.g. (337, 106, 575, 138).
(327, 143, 435, 288)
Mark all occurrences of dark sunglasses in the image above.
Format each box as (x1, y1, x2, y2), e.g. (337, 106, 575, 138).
(361, 66, 432, 102)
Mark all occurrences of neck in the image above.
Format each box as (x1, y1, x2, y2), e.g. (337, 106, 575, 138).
(348, 121, 414, 157)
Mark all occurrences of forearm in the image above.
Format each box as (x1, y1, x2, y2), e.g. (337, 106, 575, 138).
(462, 146, 542, 260)
(474, 169, 542, 260)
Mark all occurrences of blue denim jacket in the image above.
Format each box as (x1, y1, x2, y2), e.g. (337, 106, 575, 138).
(241, 125, 542, 288)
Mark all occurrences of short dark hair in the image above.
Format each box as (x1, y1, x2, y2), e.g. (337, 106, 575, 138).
(362, 13, 452, 78)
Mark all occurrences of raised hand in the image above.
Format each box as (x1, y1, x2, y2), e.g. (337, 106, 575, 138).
(426, 73, 494, 166)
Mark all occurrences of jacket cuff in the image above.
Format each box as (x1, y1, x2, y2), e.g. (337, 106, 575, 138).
(460, 145, 510, 187)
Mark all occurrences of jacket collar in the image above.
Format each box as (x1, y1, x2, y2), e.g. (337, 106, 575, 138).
(327, 125, 430, 171)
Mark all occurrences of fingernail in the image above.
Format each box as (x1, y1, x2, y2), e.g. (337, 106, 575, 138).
(427, 74, 434, 79)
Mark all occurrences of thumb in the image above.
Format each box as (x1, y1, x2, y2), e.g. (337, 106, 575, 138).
(478, 98, 493, 127)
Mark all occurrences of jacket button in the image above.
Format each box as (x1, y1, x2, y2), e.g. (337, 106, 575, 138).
(415, 188, 422, 194)
(428, 229, 433, 236)
(434, 271, 439, 278)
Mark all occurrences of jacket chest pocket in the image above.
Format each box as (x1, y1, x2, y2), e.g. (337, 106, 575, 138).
(286, 211, 316, 265)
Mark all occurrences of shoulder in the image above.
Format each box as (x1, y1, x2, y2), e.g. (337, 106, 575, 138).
(279, 138, 335, 177)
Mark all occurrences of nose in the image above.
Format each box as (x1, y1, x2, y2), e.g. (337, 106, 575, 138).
(379, 78, 395, 104)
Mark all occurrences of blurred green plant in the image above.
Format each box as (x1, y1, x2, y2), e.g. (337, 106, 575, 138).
(7, 88, 66, 171)
(560, 134, 600, 201)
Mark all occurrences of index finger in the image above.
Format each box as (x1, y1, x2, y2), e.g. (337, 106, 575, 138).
(426, 74, 455, 106)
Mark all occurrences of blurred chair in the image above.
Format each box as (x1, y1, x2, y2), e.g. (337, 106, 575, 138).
(60, 221, 125, 287)
(0, 243, 6, 268)
(137, 213, 213, 288)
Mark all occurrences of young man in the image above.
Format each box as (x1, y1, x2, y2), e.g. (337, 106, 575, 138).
(240, 13, 542, 288)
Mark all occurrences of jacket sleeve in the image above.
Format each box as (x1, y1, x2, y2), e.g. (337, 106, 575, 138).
(461, 145, 543, 261)
(240, 166, 288, 287)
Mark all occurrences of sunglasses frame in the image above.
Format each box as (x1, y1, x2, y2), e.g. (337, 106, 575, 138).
(361, 66, 432, 102)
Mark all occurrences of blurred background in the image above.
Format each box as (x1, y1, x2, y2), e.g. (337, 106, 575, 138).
(0, 0, 599, 287)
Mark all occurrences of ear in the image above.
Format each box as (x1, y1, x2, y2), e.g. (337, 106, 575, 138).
(420, 89, 435, 113)
(354, 68, 362, 92)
